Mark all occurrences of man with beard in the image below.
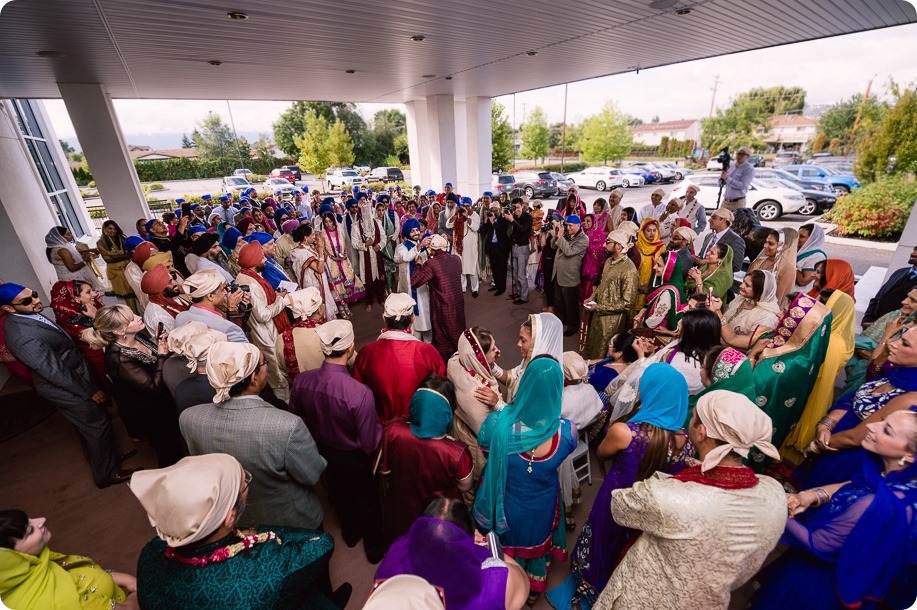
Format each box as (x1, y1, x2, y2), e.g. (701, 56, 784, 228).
(668, 226, 698, 283)
(245, 232, 291, 290)
(393, 218, 433, 343)
(141, 263, 190, 335)
(190, 232, 234, 282)
(146, 215, 192, 277)
(438, 191, 458, 249)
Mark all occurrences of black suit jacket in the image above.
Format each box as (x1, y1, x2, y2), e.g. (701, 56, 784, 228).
(481, 216, 511, 255)
(699, 229, 745, 273)
(864, 267, 917, 324)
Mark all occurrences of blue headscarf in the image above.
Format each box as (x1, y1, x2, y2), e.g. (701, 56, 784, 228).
(144, 218, 157, 233)
(221, 227, 242, 254)
(629, 363, 688, 431)
(409, 388, 454, 439)
(0, 282, 26, 305)
(474, 357, 563, 534)
(318, 203, 334, 217)
(245, 232, 273, 246)
(188, 225, 207, 236)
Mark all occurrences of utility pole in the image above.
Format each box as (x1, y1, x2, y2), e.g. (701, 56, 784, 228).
(512, 93, 516, 168)
(849, 78, 874, 154)
(561, 83, 568, 172)
(708, 74, 720, 119)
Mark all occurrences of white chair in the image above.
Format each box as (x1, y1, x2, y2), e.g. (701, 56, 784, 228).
(570, 437, 592, 487)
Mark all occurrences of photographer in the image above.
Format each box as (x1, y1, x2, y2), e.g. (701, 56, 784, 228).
(505, 199, 533, 304)
(482, 202, 511, 296)
(551, 215, 589, 337)
(175, 269, 250, 343)
(719, 147, 755, 211)
(446, 200, 481, 297)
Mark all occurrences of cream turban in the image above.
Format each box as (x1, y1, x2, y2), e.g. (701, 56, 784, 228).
(695, 390, 780, 472)
(205, 342, 262, 403)
(667, 198, 684, 210)
(562, 351, 588, 382)
(142, 251, 173, 272)
(363, 575, 444, 610)
(618, 220, 639, 239)
(652, 188, 666, 197)
(129, 453, 242, 548)
(285, 287, 322, 320)
(384, 292, 415, 320)
(429, 234, 449, 251)
(711, 208, 735, 223)
(606, 229, 630, 248)
(183, 269, 224, 298)
(167, 321, 228, 372)
(673, 226, 698, 243)
(315, 320, 355, 355)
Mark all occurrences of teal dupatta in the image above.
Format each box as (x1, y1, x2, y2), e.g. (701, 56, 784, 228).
(474, 357, 563, 535)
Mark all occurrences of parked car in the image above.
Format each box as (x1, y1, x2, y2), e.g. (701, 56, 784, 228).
(270, 168, 297, 183)
(492, 174, 517, 195)
(222, 176, 252, 194)
(670, 172, 807, 221)
(657, 162, 693, 180)
(606, 168, 646, 188)
(233, 168, 253, 176)
(264, 177, 296, 195)
(369, 166, 405, 183)
(627, 162, 676, 182)
(566, 167, 627, 191)
(354, 165, 371, 174)
(623, 165, 658, 184)
(780, 164, 861, 194)
(328, 169, 365, 188)
(755, 168, 834, 193)
(282, 165, 302, 181)
(510, 171, 558, 198)
(772, 151, 803, 168)
(768, 178, 837, 215)
(747, 155, 766, 167)
(549, 172, 574, 195)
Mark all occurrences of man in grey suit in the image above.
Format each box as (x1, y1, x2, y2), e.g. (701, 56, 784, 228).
(550, 214, 589, 336)
(1, 282, 133, 488)
(179, 341, 327, 530)
(695, 208, 746, 274)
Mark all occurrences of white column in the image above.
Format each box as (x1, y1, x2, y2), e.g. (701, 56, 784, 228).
(885, 196, 917, 281)
(0, 101, 64, 297)
(454, 99, 469, 195)
(58, 83, 150, 232)
(425, 94, 457, 190)
(405, 99, 431, 190)
(463, 97, 492, 198)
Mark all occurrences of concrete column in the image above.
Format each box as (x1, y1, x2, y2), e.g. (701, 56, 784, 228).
(425, 94, 457, 190)
(463, 97, 493, 198)
(884, 196, 917, 281)
(58, 83, 149, 232)
(453, 99, 468, 195)
(405, 99, 431, 190)
(0, 101, 65, 297)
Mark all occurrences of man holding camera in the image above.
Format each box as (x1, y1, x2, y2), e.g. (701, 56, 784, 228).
(720, 146, 756, 211)
(482, 201, 511, 296)
(505, 199, 533, 304)
(551, 214, 589, 336)
(175, 269, 249, 343)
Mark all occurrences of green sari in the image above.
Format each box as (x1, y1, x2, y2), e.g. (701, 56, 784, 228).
(686, 347, 756, 426)
(637, 251, 686, 331)
(685, 245, 734, 304)
(751, 293, 832, 453)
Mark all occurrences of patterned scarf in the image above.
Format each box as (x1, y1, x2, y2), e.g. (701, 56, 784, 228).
(453, 213, 467, 256)
(280, 319, 319, 378)
(672, 464, 759, 489)
(148, 294, 190, 318)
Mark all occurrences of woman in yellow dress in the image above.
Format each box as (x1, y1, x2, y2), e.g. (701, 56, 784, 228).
(633, 218, 665, 314)
(95, 220, 137, 312)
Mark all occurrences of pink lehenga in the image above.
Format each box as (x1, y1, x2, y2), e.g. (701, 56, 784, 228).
(579, 223, 608, 302)
(320, 220, 365, 312)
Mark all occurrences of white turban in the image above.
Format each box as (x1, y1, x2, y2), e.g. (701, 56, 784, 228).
(652, 188, 666, 197)
(129, 453, 242, 548)
(606, 229, 630, 248)
(429, 234, 449, 251)
(667, 198, 684, 210)
(183, 269, 224, 298)
(695, 390, 780, 472)
(617, 221, 639, 239)
(205, 342, 262, 403)
(363, 575, 444, 610)
(315, 320, 355, 355)
(384, 292, 416, 320)
(673, 226, 698, 243)
(285, 287, 322, 320)
(562, 351, 588, 382)
(167, 322, 228, 372)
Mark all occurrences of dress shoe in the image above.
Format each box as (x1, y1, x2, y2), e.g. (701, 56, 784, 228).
(98, 468, 143, 489)
(494, 290, 505, 296)
(487, 285, 497, 291)
(117, 449, 137, 462)
(472, 291, 479, 298)
(513, 299, 529, 305)
(365, 546, 385, 564)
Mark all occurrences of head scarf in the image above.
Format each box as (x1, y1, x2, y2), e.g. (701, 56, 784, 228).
(221, 227, 242, 254)
(447, 328, 501, 436)
(207, 211, 223, 226)
(140, 264, 172, 295)
(688, 348, 755, 410)
(245, 232, 274, 247)
(205, 342, 262, 403)
(429, 234, 449, 252)
(315, 320, 354, 355)
(281, 219, 300, 234)
(796, 223, 826, 267)
(636, 218, 664, 257)
(237, 241, 264, 269)
(695, 390, 780, 472)
(236, 217, 255, 236)
(606, 229, 630, 248)
(629, 363, 688, 431)
(562, 351, 588, 382)
(131, 241, 158, 266)
(409, 387, 454, 439)
(0, 282, 27, 306)
(811, 258, 856, 300)
(142, 251, 173, 272)
(285, 287, 322, 320)
(673, 226, 698, 246)
(773, 227, 799, 303)
(182, 270, 223, 298)
(401, 218, 421, 240)
(384, 292, 416, 320)
(425, 204, 440, 233)
(129, 453, 242, 547)
(363, 574, 444, 610)
(476, 357, 563, 534)
(167, 322, 228, 371)
(49, 280, 102, 336)
(688, 245, 735, 300)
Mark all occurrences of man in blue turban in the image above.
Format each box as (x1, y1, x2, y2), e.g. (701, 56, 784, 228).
(244, 232, 290, 290)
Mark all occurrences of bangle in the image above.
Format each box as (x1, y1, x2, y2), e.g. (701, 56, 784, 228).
(813, 487, 830, 507)
(816, 417, 837, 431)
(491, 364, 504, 378)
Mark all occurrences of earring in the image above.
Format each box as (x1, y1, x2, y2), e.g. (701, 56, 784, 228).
(899, 456, 911, 466)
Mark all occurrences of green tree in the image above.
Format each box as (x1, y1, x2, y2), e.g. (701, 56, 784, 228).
(273, 101, 367, 159)
(60, 140, 75, 155)
(701, 86, 806, 153)
(579, 101, 633, 165)
(191, 112, 237, 161)
(180, 134, 194, 149)
(816, 93, 886, 155)
(520, 106, 550, 163)
(361, 109, 407, 166)
(855, 80, 917, 182)
(326, 119, 356, 169)
(394, 132, 409, 164)
(491, 101, 514, 171)
(252, 133, 276, 163)
(294, 110, 331, 177)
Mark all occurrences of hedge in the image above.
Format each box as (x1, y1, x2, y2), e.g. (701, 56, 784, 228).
(824, 176, 917, 239)
(70, 157, 293, 185)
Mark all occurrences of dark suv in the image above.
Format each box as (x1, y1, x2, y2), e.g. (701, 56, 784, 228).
(282, 165, 302, 181)
(369, 167, 404, 183)
(512, 171, 558, 198)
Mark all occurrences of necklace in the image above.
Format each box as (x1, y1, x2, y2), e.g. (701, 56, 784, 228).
(164, 529, 282, 567)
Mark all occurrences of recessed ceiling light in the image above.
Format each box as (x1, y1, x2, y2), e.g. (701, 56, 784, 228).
(35, 50, 68, 58)
(422, 74, 436, 78)
(410, 35, 426, 42)
(649, 0, 677, 9)
(674, 7, 693, 14)
(525, 50, 538, 57)
(226, 11, 248, 20)
(345, 69, 356, 74)
(445, 76, 453, 80)
(208, 60, 222, 66)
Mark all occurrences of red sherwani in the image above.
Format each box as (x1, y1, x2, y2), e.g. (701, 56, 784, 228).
(411, 252, 466, 362)
(353, 332, 445, 424)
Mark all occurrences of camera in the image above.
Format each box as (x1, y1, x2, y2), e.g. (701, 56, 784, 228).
(228, 282, 250, 294)
(715, 147, 732, 172)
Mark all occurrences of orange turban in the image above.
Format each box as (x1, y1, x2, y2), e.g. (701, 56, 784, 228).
(238, 240, 264, 269)
(141, 264, 171, 295)
(131, 242, 159, 266)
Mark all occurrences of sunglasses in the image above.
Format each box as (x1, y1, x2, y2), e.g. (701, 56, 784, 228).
(12, 291, 39, 306)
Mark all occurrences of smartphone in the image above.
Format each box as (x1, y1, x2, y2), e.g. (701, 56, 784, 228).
(486, 531, 504, 561)
(181, 202, 192, 219)
(156, 322, 164, 341)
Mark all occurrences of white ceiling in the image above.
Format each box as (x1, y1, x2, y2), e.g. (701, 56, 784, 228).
(0, 0, 914, 102)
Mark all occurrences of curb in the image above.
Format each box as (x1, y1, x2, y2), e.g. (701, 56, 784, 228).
(816, 221, 898, 251)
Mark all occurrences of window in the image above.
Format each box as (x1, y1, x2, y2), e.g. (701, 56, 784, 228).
(12, 100, 86, 237)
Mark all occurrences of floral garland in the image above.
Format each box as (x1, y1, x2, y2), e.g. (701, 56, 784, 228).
(164, 529, 282, 567)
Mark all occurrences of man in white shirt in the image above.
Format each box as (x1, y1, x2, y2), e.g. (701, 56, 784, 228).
(636, 188, 667, 223)
(679, 184, 707, 233)
(218, 194, 240, 227)
(293, 189, 313, 222)
(720, 146, 756, 211)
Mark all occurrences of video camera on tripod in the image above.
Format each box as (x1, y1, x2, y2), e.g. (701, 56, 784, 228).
(715, 147, 732, 205)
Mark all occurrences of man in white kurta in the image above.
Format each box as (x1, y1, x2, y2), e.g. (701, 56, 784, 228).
(446, 203, 481, 296)
(235, 241, 291, 402)
(393, 218, 433, 343)
(594, 390, 786, 610)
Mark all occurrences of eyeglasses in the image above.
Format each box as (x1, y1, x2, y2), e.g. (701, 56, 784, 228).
(242, 469, 252, 494)
(12, 291, 38, 306)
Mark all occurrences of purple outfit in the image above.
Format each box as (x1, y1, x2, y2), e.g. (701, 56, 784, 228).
(376, 517, 508, 610)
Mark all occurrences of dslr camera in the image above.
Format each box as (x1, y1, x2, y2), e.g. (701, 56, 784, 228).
(228, 282, 250, 294)
(715, 147, 732, 172)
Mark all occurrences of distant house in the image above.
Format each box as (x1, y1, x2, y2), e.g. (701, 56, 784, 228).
(631, 119, 702, 146)
(756, 115, 818, 151)
(129, 145, 198, 162)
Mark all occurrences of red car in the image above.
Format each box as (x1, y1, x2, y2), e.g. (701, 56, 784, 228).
(270, 168, 296, 183)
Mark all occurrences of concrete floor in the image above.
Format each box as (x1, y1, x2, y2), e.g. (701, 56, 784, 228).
(0, 278, 605, 609)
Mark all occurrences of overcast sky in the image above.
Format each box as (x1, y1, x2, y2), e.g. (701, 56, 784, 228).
(45, 22, 917, 150)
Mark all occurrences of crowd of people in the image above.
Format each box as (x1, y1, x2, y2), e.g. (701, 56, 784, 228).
(1, 154, 916, 610)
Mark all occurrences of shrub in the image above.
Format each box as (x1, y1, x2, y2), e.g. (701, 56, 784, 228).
(824, 176, 917, 239)
(87, 180, 96, 188)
